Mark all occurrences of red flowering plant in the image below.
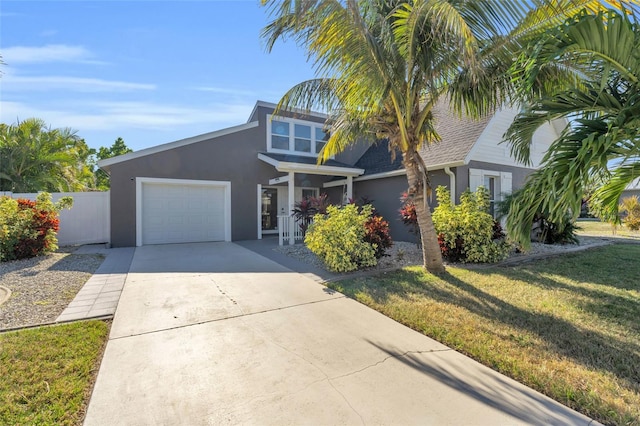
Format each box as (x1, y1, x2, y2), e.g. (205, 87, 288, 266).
(0, 192, 72, 262)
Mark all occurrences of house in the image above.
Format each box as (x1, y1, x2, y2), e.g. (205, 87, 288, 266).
(621, 178, 640, 201)
(98, 100, 563, 247)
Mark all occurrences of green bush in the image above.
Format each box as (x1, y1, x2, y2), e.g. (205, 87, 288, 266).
(0, 193, 72, 262)
(496, 190, 579, 245)
(305, 204, 377, 272)
(432, 186, 510, 263)
(620, 195, 640, 231)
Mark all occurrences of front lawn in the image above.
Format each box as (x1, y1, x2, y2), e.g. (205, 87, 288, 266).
(577, 219, 640, 240)
(0, 320, 110, 425)
(329, 244, 640, 425)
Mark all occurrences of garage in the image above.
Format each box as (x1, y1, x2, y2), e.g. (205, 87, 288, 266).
(136, 178, 231, 246)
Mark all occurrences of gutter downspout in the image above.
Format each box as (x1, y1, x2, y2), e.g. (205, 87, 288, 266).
(444, 166, 455, 204)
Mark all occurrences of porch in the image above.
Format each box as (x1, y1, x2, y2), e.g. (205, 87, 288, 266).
(257, 153, 364, 245)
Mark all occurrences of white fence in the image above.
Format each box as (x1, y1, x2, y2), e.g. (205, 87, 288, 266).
(277, 215, 309, 245)
(1, 191, 110, 246)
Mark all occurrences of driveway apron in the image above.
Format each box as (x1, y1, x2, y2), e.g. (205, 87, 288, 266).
(84, 242, 597, 425)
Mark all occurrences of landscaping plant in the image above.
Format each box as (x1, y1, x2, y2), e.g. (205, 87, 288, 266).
(291, 193, 329, 236)
(0, 192, 72, 262)
(497, 190, 579, 246)
(432, 186, 510, 263)
(305, 204, 377, 272)
(620, 195, 640, 231)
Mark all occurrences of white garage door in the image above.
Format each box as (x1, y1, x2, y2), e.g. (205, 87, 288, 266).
(139, 179, 230, 245)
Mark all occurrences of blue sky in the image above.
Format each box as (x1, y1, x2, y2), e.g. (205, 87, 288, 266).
(0, 1, 316, 152)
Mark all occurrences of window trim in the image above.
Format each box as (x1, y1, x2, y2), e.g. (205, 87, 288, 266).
(267, 114, 328, 158)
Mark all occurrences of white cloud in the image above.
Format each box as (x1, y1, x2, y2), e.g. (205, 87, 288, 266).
(191, 86, 258, 97)
(1, 44, 95, 64)
(0, 100, 254, 133)
(1, 74, 155, 92)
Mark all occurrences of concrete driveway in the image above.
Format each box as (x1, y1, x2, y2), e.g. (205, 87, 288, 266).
(84, 242, 596, 425)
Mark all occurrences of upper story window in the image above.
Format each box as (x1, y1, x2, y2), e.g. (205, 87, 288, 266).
(268, 115, 329, 157)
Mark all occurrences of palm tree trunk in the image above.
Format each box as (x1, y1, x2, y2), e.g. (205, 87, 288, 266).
(403, 149, 446, 273)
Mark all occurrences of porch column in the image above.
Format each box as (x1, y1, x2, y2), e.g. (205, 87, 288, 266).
(288, 171, 295, 245)
(346, 175, 353, 203)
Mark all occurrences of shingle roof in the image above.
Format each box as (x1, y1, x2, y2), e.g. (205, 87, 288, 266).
(354, 140, 404, 175)
(354, 100, 493, 175)
(419, 99, 493, 167)
(259, 152, 355, 169)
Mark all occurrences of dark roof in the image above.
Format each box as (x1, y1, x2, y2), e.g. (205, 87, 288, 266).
(259, 152, 355, 169)
(354, 140, 404, 176)
(353, 101, 494, 174)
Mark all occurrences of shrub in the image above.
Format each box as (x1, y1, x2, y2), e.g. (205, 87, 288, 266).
(399, 192, 420, 238)
(363, 215, 393, 259)
(305, 204, 377, 272)
(620, 195, 640, 231)
(432, 186, 510, 263)
(0, 193, 72, 262)
(349, 196, 393, 259)
(496, 190, 579, 245)
(292, 193, 330, 235)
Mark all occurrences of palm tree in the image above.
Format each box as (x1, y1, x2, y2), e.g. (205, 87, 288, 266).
(261, 0, 618, 272)
(0, 118, 94, 192)
(505, 6, 640, 248)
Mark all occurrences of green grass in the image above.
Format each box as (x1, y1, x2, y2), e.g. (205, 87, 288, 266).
(577, 219, 640, 240)
(0, 320, 110, 426)
(329, 244, 640, 425)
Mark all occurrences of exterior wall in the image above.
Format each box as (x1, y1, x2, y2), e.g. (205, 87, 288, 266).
(456, 161, 534, 197)
(107, 106, 342, 247)
(351, 170, 450, 243)
(465, 107, 559, 169)
(621, 189, 640, 201)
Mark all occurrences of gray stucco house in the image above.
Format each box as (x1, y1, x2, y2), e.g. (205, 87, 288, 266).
(98, 100, 562, 247)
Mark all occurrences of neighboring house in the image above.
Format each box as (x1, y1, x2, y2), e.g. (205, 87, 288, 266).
(621, 178, 640, 201)
(98, 100, 563, 247)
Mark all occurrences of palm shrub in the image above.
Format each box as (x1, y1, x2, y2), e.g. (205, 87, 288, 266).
(497, 190, 579, 245)
(432, 186, 510, 263)
(620, 196, 640, 231)
(0, 192, 73, 262)
(305, 204, 377, 272)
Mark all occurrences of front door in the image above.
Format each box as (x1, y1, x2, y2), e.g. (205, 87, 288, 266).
(261, 188, 278, 232)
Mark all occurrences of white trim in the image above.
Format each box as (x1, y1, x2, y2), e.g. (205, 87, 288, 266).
(250, 100, 328, 123)
(444, 166, 456, 203)
(322, 161, 467, 188)
(269, 175, 289, 185)
(427, 160, 466, 171)
(257, 184, 262, 240)
(135, 177, 232, 246)
(288, 172, 295, 245)
(266, 114, 329, 158)
(99, 121, 259, 168)
(258, 153, 363, 177)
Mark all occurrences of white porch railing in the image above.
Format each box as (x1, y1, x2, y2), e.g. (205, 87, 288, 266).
(277, 215, 310, 245)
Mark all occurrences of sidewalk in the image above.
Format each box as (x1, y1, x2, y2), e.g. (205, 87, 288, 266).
(56, 245, 135, 322)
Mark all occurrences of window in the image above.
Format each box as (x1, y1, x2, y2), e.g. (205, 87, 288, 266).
(294, 124, 311, 153)
(315, 128, 328, 154)
(469, 168, 512, 219)
(484, 176, 497, 217)
(268, 115, 330, 157)
(302, 188, 318, 199)
(271, 120, 290, 150)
